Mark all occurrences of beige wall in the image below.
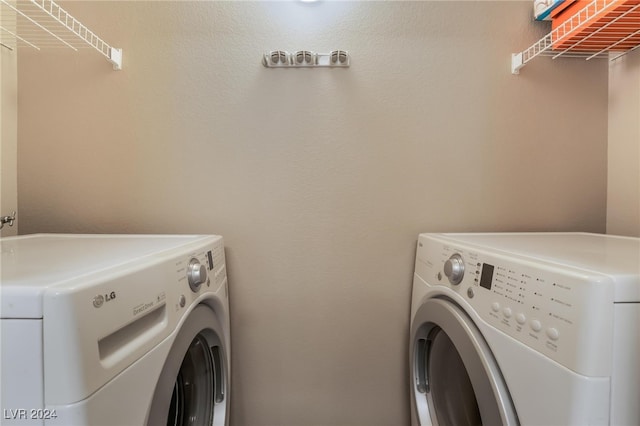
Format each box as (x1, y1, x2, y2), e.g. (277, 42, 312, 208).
(17, 2, 608, 425)
(1, 40, 17, 237)
(608, 48, 640, 237)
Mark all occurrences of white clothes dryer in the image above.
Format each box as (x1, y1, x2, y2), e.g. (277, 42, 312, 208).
(410, 232, 639, 426)
(1, 234, 230, 426)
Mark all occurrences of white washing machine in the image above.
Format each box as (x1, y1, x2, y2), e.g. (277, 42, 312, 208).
(410, 232, 639, 426)
(1, 234, 230, 425)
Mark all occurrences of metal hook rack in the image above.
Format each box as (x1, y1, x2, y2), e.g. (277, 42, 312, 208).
(262, 50, 350, 68)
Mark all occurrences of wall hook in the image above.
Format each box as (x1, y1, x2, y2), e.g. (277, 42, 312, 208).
(0, 211, 16, 230)
(263, 50, 350, 68)
(263, 50, 291, 67)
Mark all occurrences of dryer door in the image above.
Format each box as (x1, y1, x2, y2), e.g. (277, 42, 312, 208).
(410, 297, 518, 426)
(147, 304, 229, 426)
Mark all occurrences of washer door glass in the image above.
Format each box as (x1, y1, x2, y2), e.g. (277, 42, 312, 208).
(147, 305, 228, 426)
(411, 298, 518, 426)
(419, 328, 481, 425)
(168, 334, 224, 426)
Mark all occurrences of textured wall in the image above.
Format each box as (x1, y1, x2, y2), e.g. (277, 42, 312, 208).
(608, 48, 640, 237)
(1, 38, 17, 237)
(17, 2, 608, 425)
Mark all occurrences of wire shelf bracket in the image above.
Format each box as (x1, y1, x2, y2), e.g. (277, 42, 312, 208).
(512, 0, 640, 74)
(0, 0, 122, 70)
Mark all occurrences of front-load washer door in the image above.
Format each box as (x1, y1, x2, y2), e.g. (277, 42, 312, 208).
(147, 304, 229, 426)
(410, 297, 518, 426)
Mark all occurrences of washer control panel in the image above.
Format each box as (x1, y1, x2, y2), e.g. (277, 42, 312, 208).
(414, 234, 615, 376)
(175, 238, 227, 301)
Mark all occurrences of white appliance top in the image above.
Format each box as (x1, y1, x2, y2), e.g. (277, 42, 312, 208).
(435, 232, 640, 301)
(1, 233, 218, 318)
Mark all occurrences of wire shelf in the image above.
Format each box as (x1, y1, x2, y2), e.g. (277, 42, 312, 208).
(512, 0, 640, 74)
(0, 0, 122, 70)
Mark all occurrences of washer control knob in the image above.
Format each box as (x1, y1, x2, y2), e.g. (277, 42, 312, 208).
(187, 259, 208, 292)
(444, 253, 465, 285)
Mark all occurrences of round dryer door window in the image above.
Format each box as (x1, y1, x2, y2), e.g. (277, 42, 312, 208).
(167, 334, 224, 425)
(148, 305, 229, 426)
(410, 298, 518, 426)
(417, 327, 482, 424)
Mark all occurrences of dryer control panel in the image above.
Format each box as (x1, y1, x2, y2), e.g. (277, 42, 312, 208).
(38, 235, 228, 406)
(414, 234, 615, 378)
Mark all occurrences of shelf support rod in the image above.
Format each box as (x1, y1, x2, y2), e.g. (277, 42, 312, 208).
(611, 43, 640, 61)
(0, 25, 40, 50)
(27, 0, 123, 70)
(1, 0, 76, 50)
(586, 27, 640, 60)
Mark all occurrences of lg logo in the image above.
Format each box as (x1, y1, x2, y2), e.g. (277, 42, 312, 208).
(93, 291, 117, 308)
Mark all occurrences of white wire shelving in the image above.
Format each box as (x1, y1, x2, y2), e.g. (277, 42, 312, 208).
(0, 0, 122, 70)
(512, 0, 640, 74)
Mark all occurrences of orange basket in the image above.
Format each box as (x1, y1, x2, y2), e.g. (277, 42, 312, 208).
(551, 0, 640, 51)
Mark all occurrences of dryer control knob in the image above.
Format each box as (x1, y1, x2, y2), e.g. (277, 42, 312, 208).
(444, 253, 465, 285)
(187, 259, 208, 292)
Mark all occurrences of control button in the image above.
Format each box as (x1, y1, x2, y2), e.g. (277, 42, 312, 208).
(530, 319, 542, 332)
(444, 253, 465, 285)
(179, 295, 186, 308)
(491, 302, 500, 312)
(546, 327, 560, 340)
(437, 272, 443, 281)
(516, 313, 526, 325)
(187, 258, 208, 292)
(502, 307, 512, 318)
(467, 287, 475, 299)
